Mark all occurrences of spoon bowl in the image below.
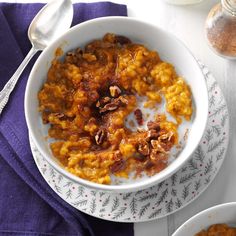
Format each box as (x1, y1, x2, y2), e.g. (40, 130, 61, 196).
(0, 0, 73, 114)
(28, 0, 73, 50)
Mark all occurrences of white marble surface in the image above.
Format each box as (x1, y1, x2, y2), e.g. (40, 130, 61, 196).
(2, 0, 235, 235)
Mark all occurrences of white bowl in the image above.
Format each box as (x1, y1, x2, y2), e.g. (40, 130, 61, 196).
(25, 17, 208, 192)
(173, 202, 236, 236)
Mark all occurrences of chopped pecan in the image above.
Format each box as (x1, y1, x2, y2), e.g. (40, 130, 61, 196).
(66, 51, 75, 57)
(134, 152, 146, 161)
(109, 85, 121, 97)
(99, 96, 128, 113)
(95, 101, 100, 108)
(137, 128, 145, 133)
(134, 109, 143, 126)
(75, 48, 83, 55)
(159, 142, 173, 152)
(88, 117, 96, 124)
(150, 140, 168, 153)
(65, 49, 83, 63)
(146, 129, 160, 141)
(150, 149, 167, 162)
(150, 139, 160, 149)
(147, 121, 161, 131)
(144, 160, 154, 170)
(158, 131, 174, 143)
(79, 159, 85, 167)
(99, 102, 119, 113)
(137, 141, 150, 156)
(113, 151, 122, 161)
(96, 97, 111, 108)
(95, 128, 106, 145)
(53, 112, 65, 119)
(118, 96, 128, 105)
(143, 76, 153, 84)
(89, 91, 99, 102)
(42, 110, 51, 124)
(114, 35, 132, 45)
(110, 159, 125, 173)
(101, 97, 111, 104)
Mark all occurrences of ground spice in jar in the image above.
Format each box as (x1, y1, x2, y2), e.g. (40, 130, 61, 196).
(206, 1, 236, 58)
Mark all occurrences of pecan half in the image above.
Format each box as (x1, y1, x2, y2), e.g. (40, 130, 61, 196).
(147, 121, 161, 131)
(109, 85, 121, 97)
(137, 141, 150, 156)
(95, 128, 106, 145)
(134, 109, 143, 126)
(110, 159, 125, 173)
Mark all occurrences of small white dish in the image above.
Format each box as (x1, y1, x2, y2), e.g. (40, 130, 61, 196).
(173, 202, 236, 236)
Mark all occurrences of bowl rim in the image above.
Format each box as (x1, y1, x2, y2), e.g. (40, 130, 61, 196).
(173, 202, 236, 235)
(25, 16, 209, 192)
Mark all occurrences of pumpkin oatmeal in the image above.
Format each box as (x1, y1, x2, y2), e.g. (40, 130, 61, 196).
(38, 33, 193, 184)
(195, 224, 236, 236)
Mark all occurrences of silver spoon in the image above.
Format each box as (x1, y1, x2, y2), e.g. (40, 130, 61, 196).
(0, 0, 73, 114)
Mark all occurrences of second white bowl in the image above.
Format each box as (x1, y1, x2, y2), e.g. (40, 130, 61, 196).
(173, 202, 236, 236)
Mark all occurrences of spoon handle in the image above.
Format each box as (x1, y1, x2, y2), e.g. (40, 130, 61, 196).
(0, 47, 38, 115)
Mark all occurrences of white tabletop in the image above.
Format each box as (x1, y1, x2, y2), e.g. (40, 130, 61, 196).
(3, 0, 235, 235)
(128, 1, 235, 236)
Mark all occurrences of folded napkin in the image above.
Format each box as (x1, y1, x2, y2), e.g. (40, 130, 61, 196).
(0, 2, 133, 236)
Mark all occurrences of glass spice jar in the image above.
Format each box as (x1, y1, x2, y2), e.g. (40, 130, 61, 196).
(205, 0, 236, 59)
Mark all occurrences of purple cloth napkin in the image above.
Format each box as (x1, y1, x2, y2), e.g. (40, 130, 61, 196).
(0, 2, 133, 236)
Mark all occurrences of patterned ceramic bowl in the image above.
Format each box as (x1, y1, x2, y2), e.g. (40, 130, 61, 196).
(24, 17, 208, 192)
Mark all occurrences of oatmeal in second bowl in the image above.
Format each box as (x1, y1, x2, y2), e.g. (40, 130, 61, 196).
(25, 17, 208, 192)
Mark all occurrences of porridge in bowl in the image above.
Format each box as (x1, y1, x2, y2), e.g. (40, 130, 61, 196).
(195, 224, 236, 236)
(38, 33, 193, 185)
